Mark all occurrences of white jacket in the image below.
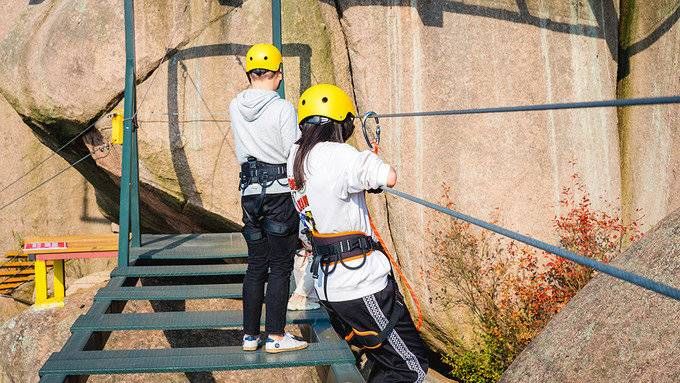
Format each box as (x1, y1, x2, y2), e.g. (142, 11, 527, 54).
(287, 142, 392, 302)
(229, 89, 299, 195)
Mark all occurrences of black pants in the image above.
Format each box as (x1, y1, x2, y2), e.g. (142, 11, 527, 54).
(322, 279, 429, 383)
(241, 192, 298, 336)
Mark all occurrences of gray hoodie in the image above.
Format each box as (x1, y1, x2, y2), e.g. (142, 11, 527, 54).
(229, 89, 299, 196)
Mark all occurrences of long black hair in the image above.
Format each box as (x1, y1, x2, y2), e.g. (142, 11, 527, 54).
(293, 116, 354, 188)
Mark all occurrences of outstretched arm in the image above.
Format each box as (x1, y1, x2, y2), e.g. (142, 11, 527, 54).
(340, 147, 396, 196)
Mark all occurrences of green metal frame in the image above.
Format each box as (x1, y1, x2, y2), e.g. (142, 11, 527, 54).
(118, 0, 141, 269)
(118, 1, 285, 268)
(272, 0, 285, 99)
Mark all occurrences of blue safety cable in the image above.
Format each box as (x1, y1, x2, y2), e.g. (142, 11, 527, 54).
(374, 95, 680, 118)
(383, 187, 680, 301)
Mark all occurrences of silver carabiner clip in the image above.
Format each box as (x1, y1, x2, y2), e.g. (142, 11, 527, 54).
(361, 111, 381, 152)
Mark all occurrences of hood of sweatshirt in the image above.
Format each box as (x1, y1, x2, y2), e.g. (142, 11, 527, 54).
(235, 89, 280, 122)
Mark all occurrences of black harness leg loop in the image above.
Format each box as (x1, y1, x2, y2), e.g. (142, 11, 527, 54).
(377, 297, 405, 345)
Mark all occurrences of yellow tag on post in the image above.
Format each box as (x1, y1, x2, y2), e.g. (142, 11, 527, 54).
(111, 109, 124, 145)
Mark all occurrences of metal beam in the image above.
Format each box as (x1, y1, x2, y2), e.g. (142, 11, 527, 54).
(118, 0, 137, 268)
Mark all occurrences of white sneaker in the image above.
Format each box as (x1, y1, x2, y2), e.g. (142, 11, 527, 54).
(287, 295, 321, 311)
(242, 334, 264, 351)
(265, 332, 309, 353)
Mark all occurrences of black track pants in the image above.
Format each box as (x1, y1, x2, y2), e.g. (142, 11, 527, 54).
(322, 279, 429, 382)
(241, 192, 298, 336)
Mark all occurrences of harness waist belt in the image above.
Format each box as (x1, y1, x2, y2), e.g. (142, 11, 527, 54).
(309, 232, 382, 279)
(239, 157, 287, 191)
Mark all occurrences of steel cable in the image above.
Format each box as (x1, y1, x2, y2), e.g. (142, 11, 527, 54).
(383, 187, 680, 301)
(374, 95, 680, 119)
(0, 124, 96, 194)
(0, 151, 103, 213)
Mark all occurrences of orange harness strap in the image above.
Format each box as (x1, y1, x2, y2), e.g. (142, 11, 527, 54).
(369, 142, 423, 331)
(368, 211, 423, 331)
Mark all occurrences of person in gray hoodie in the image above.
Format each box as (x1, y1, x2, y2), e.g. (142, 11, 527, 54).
(229, 43, 307, 353)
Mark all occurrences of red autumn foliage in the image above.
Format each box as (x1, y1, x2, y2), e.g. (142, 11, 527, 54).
(431, 168, 642, 382)
(510, 170, 643, 331)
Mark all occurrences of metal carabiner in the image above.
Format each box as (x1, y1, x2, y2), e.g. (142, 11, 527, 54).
(361, 111, 381, 153)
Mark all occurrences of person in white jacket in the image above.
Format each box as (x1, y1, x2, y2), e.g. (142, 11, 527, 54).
(229, 43, 307, 353)
(287, 84, 428, 382)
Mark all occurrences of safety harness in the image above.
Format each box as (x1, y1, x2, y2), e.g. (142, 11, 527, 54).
(301, 225, 402, 349)
(308, 231, 382, 280)
(289, 139, 415, 348)
(239, 156, 288, 220)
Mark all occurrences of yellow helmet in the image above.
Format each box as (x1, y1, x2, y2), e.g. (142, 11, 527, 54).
(245, 43, 282, 72)
(297, 84, 356, 124)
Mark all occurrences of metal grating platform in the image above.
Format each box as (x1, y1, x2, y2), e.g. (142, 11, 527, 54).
(38, 233, 364, 383)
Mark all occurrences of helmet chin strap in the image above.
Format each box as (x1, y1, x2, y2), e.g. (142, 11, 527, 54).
(335, 123, 344, 142)
(332, 119, 355, 143)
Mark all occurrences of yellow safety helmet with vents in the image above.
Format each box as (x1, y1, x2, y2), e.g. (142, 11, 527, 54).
(297, 84, 357, 124)
(245, 43, 282, 72)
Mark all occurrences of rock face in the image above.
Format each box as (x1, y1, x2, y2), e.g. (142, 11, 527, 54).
(0, 279, 102, 383)
(500, 207, 680, 382)
(0, 93, 113, 303)
(617, 0, 680, 229)
(0, 0, 678, 358)
(0, 297, 27, 325)
(0, 0, 351, 233)
(0, 94, 111, 251)
(336, 0, 622, 351)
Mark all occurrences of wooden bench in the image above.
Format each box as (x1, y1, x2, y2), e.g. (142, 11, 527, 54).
(21, 234, 118, 309)
(0, 250, 37, 294)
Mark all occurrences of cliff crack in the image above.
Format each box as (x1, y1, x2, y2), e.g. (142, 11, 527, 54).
(331, 0, 362, 115)
(331, 1, 399, 261)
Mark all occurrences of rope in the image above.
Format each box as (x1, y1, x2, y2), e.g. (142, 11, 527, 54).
(0, 152, 96, 213)
(374, 95, 680, 119)
(369, 216, 424, 330)
(0, 68, 165, 195)
(0, 1, 180, 291)
(367, 143, 424, 330)
(0, 123, 96, 194)
(382, 187, 680, 301)
(177, 62, 229, 135)
(0, 149, 77, 284)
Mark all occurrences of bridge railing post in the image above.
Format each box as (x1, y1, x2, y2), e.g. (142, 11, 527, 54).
(119, 0, 139, 268)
